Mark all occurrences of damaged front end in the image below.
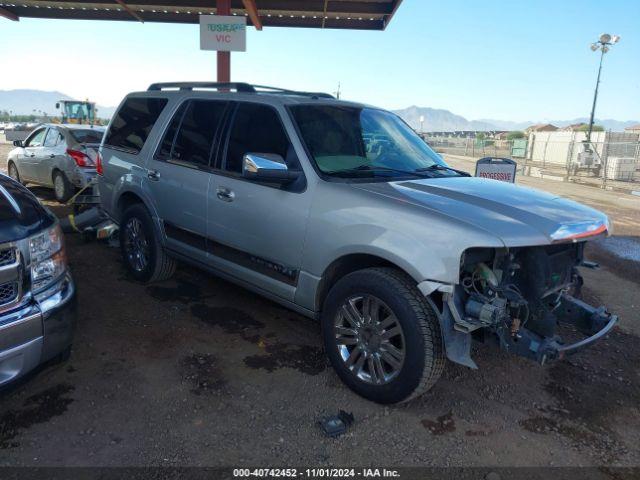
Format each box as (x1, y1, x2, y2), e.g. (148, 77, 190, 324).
(437, 243, 617, 368)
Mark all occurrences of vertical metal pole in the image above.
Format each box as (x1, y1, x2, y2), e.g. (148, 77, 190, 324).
(566, 138, 574, 182)
(217, 0, 231, 82)
(602, 130, 609, 189)
(587, 48, 605, 144)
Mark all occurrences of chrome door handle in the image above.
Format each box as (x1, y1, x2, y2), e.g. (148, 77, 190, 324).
(49, 154, 55, 158)
(147, 170, 160, 181)
(216, 186, 235, 202)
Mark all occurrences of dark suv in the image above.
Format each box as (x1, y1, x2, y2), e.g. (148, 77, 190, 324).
(0, 173, 76, 387)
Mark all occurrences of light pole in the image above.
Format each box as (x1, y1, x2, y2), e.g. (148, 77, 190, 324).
(586, 33, 620, 144)
(419, 115, 424, 134)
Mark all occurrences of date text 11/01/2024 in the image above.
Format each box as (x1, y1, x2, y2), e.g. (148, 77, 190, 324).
(233, 469, 401, 478)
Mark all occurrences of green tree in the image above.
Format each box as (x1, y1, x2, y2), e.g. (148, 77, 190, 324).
(577, 124, 604, 132)
(506, 131, 525, 140)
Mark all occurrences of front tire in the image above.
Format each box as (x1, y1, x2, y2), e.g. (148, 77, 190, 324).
(119, 204, 176, 283)
(53, 170, 74, 203)
(8, 162, 23, 185)
(321, 267, 445, 404)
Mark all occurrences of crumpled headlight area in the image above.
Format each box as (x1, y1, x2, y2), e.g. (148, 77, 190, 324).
(29, 224, 67, 293)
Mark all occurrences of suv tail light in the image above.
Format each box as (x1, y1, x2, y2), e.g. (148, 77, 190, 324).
(66, 148, 95, 168)
(96, 151, 103, 175)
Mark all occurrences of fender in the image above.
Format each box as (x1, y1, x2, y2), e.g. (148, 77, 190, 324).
(112, 175, 165, 240)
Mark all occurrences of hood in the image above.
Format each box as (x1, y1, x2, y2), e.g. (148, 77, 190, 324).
(352, 177, 608, 246)
(0, 174, 55, 243)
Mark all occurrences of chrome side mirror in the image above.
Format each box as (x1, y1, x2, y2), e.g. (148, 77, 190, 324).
(242, 153, 300, 184)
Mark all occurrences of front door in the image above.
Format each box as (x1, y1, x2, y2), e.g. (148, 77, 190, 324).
(19, 127, 47, 182)
(144, 99, 229, 264)
(207, 102, 312, 301)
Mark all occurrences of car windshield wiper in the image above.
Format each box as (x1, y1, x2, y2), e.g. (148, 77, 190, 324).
(414, 164, 471, 177)
(325, 165, 431, 178)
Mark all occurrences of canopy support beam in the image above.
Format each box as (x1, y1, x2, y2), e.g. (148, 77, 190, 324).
(242, 0, 262, 30)
(217, 0, 231, 82)
(115, 0, 144, 23)
(0, 6, 19, 21)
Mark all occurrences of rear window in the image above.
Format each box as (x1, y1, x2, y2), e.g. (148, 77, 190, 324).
(69, 129, 104, 144)
(104, 97, 168, 154)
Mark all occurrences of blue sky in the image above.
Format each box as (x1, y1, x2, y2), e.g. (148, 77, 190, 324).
(1, 0, 638, 121)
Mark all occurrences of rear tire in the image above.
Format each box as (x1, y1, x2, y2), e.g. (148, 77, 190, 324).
(53, 170, 74, 203)
(8, 162, 23, 185)
(321, 267, 445, 404)
(58, 345, 72, 362)
(120, 204, 176, 283)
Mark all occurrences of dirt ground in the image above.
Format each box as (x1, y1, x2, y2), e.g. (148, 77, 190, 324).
(0, 141, 639, 468)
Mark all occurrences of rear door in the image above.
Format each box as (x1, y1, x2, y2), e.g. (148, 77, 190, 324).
(144, 99, 229, 263)
(19, 127, 47, 182)
(38, 126, 65, 185)
(206, 102, 311, 301)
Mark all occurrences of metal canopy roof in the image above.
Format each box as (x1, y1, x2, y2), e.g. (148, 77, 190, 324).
(0, 1, 404, 30)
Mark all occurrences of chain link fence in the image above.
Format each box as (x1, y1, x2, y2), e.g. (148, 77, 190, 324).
(424, 131, 640, 188)
(424, 136, 513, 158)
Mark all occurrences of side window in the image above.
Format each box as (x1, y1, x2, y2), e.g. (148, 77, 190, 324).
(25, 128, 47, 147)
(224, 103, 291, 174)
(170, 100, 228, 167)
(44, 128, 59, 147)
(156, 102, 188, 161)
(104, 97, 168, 154)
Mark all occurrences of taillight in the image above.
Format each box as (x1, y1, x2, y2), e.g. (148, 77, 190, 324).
(66, 148, 94, 167)
(96, 151, 103, 175)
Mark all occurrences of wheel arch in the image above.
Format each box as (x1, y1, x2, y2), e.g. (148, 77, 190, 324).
(314, 253, 418, 312)
(117, 190, 146, 216)
(115, 189, 165, 243)
(51, 167, 63, 182)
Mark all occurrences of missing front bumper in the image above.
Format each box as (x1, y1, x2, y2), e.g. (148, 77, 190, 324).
(437, 288, 618, 369)
(497, 294, 618, 365)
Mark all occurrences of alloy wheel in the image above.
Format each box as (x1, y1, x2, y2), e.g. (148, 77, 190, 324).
(124, 217, 150, 272)
(54, 175, 65, 199)
(334, 294, 406, 385)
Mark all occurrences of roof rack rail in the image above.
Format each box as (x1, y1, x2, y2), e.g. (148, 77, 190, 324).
(148, 82, 256, 92)
(147, 82, 334, 99)
(251, 85, 335, 99)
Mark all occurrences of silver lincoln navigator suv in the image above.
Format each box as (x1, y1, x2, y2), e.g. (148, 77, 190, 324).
(98, 83, 617, 404)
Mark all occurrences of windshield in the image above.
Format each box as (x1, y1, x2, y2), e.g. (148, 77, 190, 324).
(290, 105, 455, 179)
(63, 102, 94, 121)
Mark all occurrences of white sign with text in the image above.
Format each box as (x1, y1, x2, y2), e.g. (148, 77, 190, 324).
(200, 15, 246, 52)
(475, 158, 517, 183)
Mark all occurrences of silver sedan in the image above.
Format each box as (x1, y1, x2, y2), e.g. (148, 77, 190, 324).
(7, 124, 105, 202)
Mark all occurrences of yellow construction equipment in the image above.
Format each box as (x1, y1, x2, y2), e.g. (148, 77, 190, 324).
(55, 100, 99, 125)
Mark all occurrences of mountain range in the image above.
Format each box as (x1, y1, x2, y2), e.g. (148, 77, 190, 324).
(393, 106, 639, 133)
(1, 90, 637, 132)
(0, 89, 116, 119)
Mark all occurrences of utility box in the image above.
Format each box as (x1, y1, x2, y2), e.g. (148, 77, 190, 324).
(577, 150, 596, 167)
(511, 139, 527, 158)
(605, 157, 636, 181)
